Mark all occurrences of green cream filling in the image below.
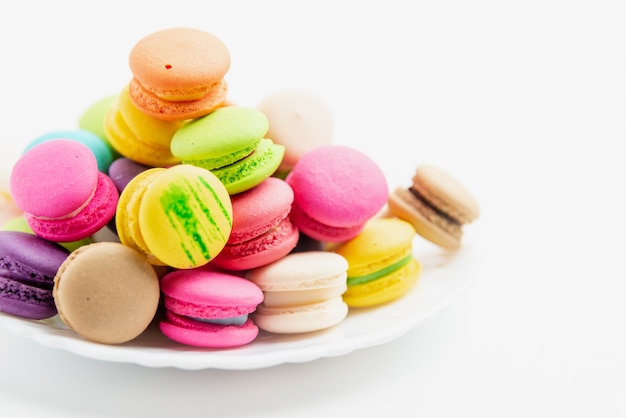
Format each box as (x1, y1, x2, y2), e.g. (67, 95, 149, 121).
(347, 254, 413, 286)
(184, 142, 259, 171)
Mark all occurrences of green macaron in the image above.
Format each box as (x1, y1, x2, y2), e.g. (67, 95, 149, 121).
(170, 106, 284, 194)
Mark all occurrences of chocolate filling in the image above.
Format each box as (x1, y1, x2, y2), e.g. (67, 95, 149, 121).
(408, 187, 461, 227)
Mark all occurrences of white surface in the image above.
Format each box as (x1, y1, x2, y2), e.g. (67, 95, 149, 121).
(0, 237, 475, 370)
(0, 0, 621, 417)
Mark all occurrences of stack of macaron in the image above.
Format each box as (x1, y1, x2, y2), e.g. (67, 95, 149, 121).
(0, 26, 480, 349)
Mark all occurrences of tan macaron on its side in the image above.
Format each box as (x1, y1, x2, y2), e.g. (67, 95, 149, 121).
(388, 165, 480, 250)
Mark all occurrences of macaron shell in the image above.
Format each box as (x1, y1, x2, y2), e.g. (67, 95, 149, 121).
(107, 157, 151, 193)
(138, 165, 233, 269)
(211, 217, 299, 271)
(116, 168, 167, 265)
(128, 77, 228, 121)
(26, 172, 119, 242)
(104, 98, 182, 167)
(262, 283, 347, 308)
(170, 106, 270, 162)
(53, 242, 161, 344)
(160, 311, 259, 348)
(10, 139, 99, 219)
(24, 129, 115, 173)
(212, 138, 285, 195)
(160, 270, 263, 318)
(0, 277, 57, 319)
(413, 165, 480, 224)
(285, 145, 388, 228)
(247, 251, 348, 292)
(128, 27, 230, 101)
(257, 88, 333, 171)
(253, 296, 348, 334)
(388, 187, 461, 250)
(333, 218, 417, 278)
(341, 257, 421, 308)
(78, 94, 118, 143)
(288, 202, 364, 242)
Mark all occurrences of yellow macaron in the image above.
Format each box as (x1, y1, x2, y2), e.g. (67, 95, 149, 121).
(104, 84, 184, 167)
(333, 217, 421, 307)
(116, 165, 233, 269)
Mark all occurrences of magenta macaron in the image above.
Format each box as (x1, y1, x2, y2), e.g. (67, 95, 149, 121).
(210, 177, 299, 271)
(159, 269, 264, 348)
(9, 139, 119, 242)
(286, 145, 388, 242)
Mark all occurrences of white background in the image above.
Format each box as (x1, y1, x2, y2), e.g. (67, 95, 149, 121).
(0, 0, 622, 417)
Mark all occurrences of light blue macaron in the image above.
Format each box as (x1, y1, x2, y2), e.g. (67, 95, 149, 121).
(24, 129, 115, 173)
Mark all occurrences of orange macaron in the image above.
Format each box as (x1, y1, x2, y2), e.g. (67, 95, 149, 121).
(128, 27, 230, 121)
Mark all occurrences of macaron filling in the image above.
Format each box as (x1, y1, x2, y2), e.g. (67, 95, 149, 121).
(183, 142, 258, 171)
(408, 187, 463, 238)
(346, 253, 413, 286)
(191, 313, 249, 326)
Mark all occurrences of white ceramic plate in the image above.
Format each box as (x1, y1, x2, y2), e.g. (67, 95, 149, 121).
(0, 239, 478, 370)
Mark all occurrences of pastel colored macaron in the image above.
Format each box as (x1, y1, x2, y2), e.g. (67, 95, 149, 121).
(0, 231, 70, 319)
(1, 216, 93, 252)
(116, 164, 233, 269)
(170, 106, 285, 194)
(258, 88, 333, 176)
(387, 165, 480, 250)
(247, 251, 349, 334)
(286, 145, 388, 242)
(78, 94, 118, 144)
(24, 129, 115, 173)
(128, 27, 230, 121)
(53, 242, 161, 344)
(104, 84, 184, 167)
(107, 157, 151, 193)
(333, 218, 421, 308)
(211, 177, 299, 271)
(10, 139, 119, 242)
(159, 269, 264, 347)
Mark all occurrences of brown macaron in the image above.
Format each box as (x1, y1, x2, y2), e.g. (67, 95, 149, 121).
(388, 165, 480, 250)
(53, 242, 161, 344)
(128, 27, 230, 121)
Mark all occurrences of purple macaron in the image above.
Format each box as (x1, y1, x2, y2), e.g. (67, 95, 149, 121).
(0, 231, 70, 319)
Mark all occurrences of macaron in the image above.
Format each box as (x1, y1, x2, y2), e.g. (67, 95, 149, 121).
(78, 94, 118, 144)
(0, 231, 70, 319)
(257, 88, 333, 176)
(333, 218, 421, 308)
(53, 242, 161, 344)
(9, 139, 119, 242)
(387, 165, 480, 250)
(104, 84, 184, 167)
(1, 216, 93, 252)
(24, 129, 115, 173)
(170, 106, 285, 194)
(115, 164, 233, 269)
(107, 157, 151, 193)
(286, 145, 388, 242)
(128, 27, 230, 121)
(159, 269, 264, 347)
(247, 251, 349, 334)
(211, 177, 299, 271)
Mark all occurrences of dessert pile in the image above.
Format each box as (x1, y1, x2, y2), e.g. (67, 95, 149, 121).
(0, 28, 479, 348)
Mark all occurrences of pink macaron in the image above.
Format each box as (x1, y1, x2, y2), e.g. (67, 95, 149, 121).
(211, 177, 299, 271)
(285, 145, 388, 242)
(9, 139, 119, 242)
(159, 269, 264, 348)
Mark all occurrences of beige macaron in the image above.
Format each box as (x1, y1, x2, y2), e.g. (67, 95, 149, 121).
(388, 165, 480, 250)
(53, 242, 161, 344)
